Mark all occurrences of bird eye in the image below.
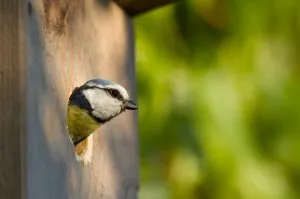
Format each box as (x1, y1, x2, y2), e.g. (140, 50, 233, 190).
(110, 89, 120, 98)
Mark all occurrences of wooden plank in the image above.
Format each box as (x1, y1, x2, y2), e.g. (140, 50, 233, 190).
(0, 0, 26, 198)
(115, 0, 178, 16)
(25, 0, 139, 198)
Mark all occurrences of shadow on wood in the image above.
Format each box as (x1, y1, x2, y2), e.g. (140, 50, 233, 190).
(114, 0, 178, 16)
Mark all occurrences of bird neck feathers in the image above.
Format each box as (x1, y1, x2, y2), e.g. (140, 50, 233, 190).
(67, 105, 101, 145)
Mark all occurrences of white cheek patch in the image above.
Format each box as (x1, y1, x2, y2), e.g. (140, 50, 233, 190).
(83, 88, 122, 120)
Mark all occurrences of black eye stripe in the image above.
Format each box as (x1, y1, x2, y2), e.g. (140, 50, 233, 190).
(76, 85, 124, 101)
(110, 89, 119, 97)
(106, 88, 124, 101)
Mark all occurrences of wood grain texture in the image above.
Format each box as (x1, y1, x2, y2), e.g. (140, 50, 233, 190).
(114, 0, 178, 16)
(0, 0, 26, 198)
(25, 0, 138, 198)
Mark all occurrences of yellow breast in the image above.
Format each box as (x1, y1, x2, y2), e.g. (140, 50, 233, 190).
(67, 105, 101, 144)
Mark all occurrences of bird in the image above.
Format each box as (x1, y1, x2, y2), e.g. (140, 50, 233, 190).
(67, 79, 138, 146)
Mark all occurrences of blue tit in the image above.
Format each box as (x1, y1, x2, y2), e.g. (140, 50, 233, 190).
(67, 79, 138, 146)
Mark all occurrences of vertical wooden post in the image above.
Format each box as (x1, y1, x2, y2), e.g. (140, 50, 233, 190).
(0, 0, 25, 198)
(25, 0, 139, 198)
(1, 0, 140, 198)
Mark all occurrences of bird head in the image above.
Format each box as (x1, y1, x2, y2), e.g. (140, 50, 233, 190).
(68, 79, 138, 124)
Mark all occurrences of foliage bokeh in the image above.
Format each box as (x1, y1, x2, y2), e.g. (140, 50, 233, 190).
(134, 1, 300, 199)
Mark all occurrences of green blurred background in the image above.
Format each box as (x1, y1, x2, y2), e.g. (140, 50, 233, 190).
(134, 0, 300, 199)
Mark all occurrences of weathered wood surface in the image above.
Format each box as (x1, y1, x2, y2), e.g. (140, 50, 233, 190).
(1, 0, 138, 198)
(0, 0, 26, 198)
(115, 0, 178, 16)
(26, 0, 139, 198)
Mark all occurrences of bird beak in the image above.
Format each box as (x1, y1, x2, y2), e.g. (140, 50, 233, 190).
(125, 100, 138, 110)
